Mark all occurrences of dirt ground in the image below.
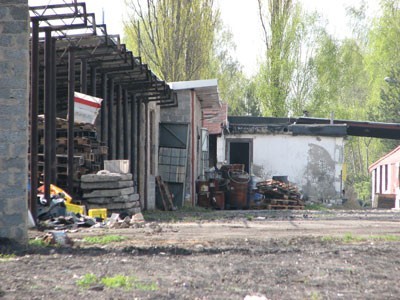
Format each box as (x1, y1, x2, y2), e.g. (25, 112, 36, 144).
(1, 209, 400, 300)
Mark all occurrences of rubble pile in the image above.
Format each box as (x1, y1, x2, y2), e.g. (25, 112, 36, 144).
(255, 179, 304, 209)
(81, 172, 141, 216)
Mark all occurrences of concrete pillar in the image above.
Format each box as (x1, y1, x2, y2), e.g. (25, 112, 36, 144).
(0, 1, 30, 243)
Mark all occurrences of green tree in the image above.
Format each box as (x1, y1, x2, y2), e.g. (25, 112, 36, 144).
(124, 0, 219, 82)
(256, 0, 319, 117)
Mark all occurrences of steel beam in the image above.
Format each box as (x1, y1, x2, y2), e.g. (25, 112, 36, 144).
(44, 29, 52, 202)
(91, 66, 97, 96)
(130, 94, 137, 180)
(80, 58, 87, 94)
(107, 77, 114, 160)
(123, 89, 129, 159)
(29, 20, 39, 220)
(67, 47, 76, 194)
(116, 84, 122, 158)
(101, 73, 108, 143)
(50, 37, 57, 184)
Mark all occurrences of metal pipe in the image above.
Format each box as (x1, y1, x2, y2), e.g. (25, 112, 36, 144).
(67, 47, 76, 194)
(123, 89, 129, 159)
(116, 84, 122, 158)
(29, 20, 39, 220)
(101, 73, 107, 144)
(107, 77, 114, 159)
(44, 28, 52, 202)
(80, 58, 87, 94)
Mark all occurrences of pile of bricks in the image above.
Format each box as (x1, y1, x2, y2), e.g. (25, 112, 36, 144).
(80, 172, 141, 216)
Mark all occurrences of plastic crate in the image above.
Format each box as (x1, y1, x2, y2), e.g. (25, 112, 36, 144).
(88, 208, 107, 220)
(65, 202, 86, 215)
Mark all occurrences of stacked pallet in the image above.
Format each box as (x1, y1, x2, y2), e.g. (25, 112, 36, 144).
(80, 172, 141, 216)
(37, 116, 108, 191)
(255, 179, 304, 210)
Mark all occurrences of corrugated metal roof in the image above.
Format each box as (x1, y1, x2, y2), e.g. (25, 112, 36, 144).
(169, 79, 220, 109)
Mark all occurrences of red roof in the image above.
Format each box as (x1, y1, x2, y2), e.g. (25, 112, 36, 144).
(202, 102, 228, 135)
(368, 145, 400, 172)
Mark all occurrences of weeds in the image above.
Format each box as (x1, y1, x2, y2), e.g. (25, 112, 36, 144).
(0, 253, 16, 260)
(77, 273, 158, 291)
(82, 235, 126, 244)
(76, 273, 98, 288)
(321, 233, 400, 243)
(28, 238, 51, 247)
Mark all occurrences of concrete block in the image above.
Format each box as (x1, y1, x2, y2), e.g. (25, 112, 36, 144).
(80, 173, 132, 183)
(83, 187, 134, 198)
(87, 201, 136, 210)
(81, 180, 133, 190)
(85, 193, 139, 204)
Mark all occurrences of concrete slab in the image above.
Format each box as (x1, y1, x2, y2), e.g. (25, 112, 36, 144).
(81, 180, 134, 190)
(83, 187, 134, 198)
(80, 173, 133, 183)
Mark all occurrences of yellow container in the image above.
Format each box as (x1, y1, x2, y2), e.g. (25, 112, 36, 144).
(88, 208, 107, 220)
(65, 202, 86, 215)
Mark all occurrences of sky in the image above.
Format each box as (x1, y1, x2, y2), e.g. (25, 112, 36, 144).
(29, 0, 381, 77)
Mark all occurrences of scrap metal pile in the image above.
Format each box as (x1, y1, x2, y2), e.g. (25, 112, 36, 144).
(254, 179, 304, 209)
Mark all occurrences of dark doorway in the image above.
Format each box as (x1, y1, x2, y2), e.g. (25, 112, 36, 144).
(209, 135, 217, 168)
(229, 141, 250, 173)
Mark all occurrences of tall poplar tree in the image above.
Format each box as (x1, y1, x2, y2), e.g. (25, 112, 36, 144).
(255, 0, 303, 117)
(124, 0, 219, 82)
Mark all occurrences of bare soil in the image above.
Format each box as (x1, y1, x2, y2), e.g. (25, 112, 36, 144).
(1, 209, 400, 299)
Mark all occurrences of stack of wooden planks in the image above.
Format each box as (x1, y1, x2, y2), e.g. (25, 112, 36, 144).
(255, 179, 304, 210)
(37, 116, 108, 193)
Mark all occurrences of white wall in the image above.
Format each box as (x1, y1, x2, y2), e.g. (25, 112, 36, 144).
(218, 133, 344, 202)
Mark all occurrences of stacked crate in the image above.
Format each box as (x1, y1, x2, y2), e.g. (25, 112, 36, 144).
(37, 116, 108, 192)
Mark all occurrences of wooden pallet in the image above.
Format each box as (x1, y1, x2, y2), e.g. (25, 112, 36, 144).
(156, 176, 176, 211)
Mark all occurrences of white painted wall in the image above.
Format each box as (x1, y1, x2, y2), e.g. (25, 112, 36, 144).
(217, 132, 344, 202)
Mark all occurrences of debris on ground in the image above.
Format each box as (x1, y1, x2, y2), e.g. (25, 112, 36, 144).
(254, 179, 304, 209)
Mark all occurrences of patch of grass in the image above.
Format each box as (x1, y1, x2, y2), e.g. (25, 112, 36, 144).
(76, 274, 158, 291)
(28, 238, 50, 247)
(82, 235, 126, 245)
(0, 253, 16, 260)
(246, 215, 253, 221)
(310, 291, 323, 300)
(322, 233, 400, 243)
(76, 273, 98, 288)
(143, 207, 213, 222)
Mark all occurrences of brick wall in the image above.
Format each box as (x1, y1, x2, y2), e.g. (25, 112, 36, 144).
(0, 1, 29, 243)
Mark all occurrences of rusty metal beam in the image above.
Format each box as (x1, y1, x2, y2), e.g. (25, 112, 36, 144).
(101, 73, 108, 143)
(116, 84, 122, 158)
(123, 89, 129, 159)
(44, 28, 52, 202)
(29, 20, 39, 221)
(107, 77, 114, 159)
(67, 47, 76, 194)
